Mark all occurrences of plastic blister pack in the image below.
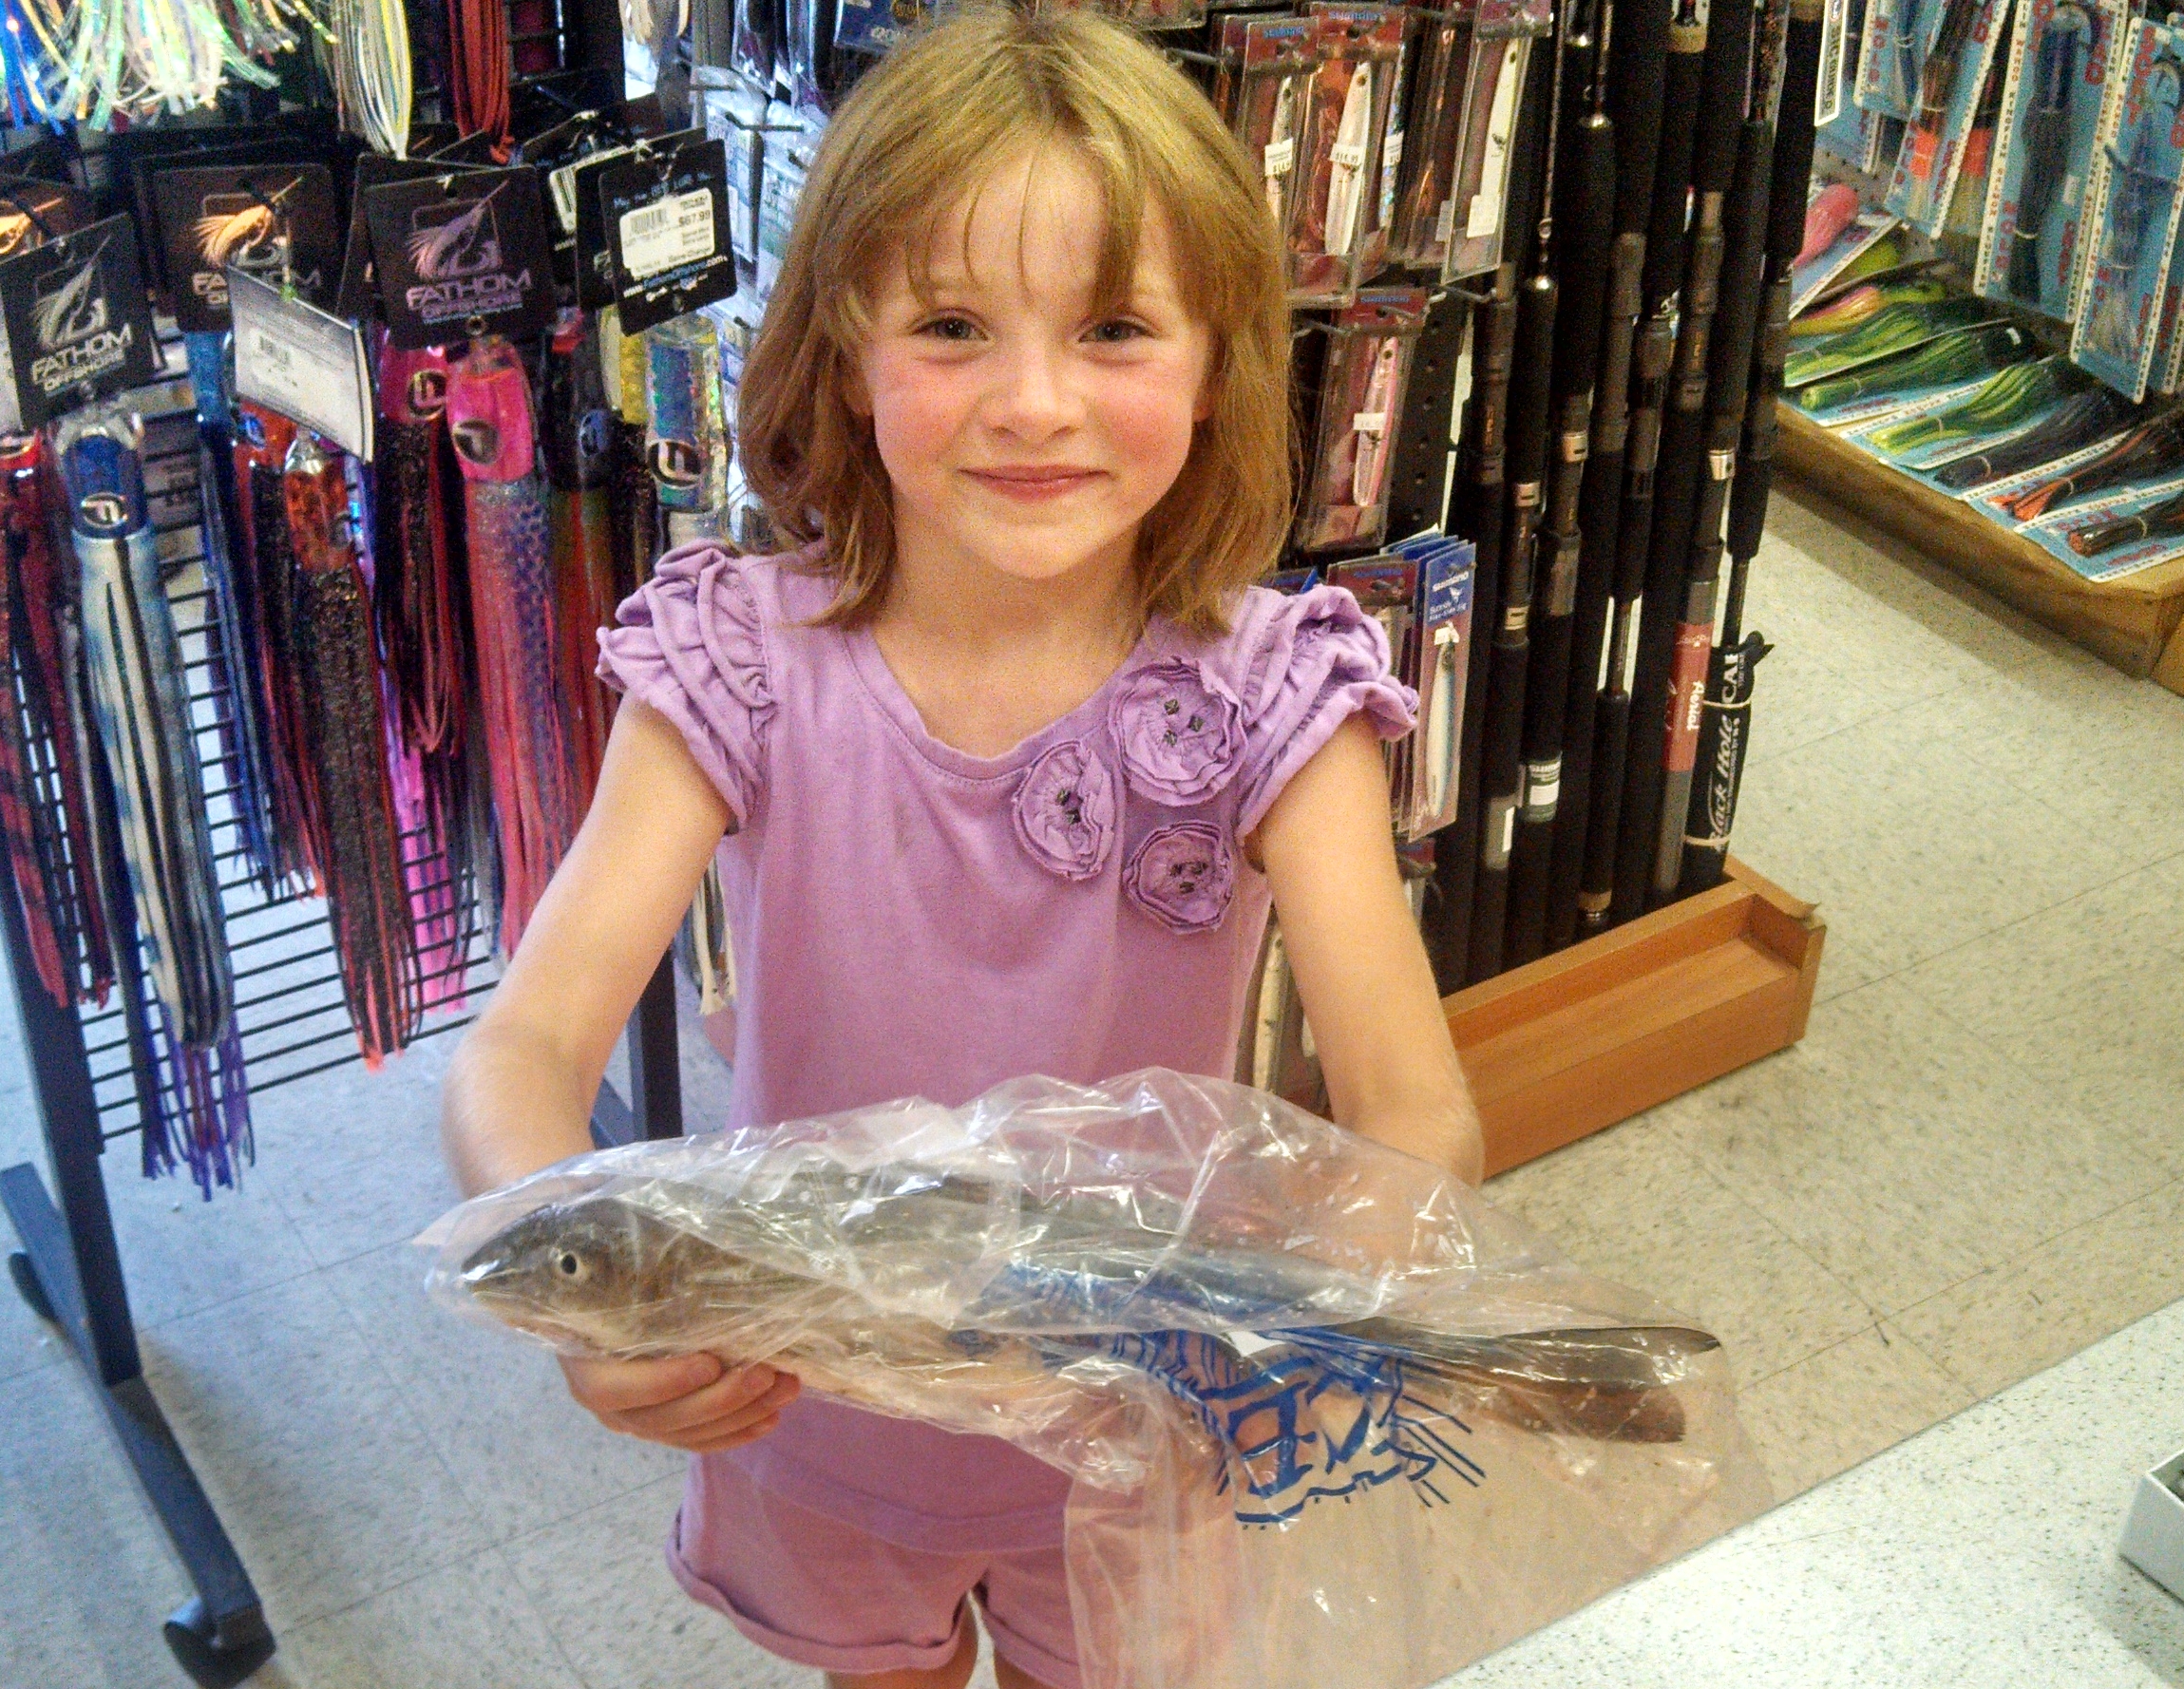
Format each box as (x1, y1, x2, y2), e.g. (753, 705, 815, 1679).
(1297, 286, 1429, 549)
(426, 1069, 1768, 1689)
(2071, 15, 2184, 401)
(1214, 15, 1324, 259)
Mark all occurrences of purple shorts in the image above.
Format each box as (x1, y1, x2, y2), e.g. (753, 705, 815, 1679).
(667, 1452, 1082, 1688)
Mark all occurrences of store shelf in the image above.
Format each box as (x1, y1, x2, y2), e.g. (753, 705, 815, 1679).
(1776, 402, 2184, 694)
(1444, 860, 1823, 1177)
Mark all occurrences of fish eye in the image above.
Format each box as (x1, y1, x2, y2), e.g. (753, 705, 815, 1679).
(555, 1250, 587, 1281)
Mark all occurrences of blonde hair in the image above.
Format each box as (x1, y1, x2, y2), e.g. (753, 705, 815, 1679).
(737, 1, 1294, 637)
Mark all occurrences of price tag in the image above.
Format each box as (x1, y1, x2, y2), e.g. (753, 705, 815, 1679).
(1380, 129, 1404, 177)
(1330, 142, 1368, 169)
(618, 188, 716, 279)
(228, 269, 374, 460)
(1351, 408, 1389, 433)
(1262, 137, 1296, 177)
(599, 138, 736, 333)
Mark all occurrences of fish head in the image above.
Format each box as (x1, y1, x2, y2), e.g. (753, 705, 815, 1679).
(460, 1190, 691, 1352)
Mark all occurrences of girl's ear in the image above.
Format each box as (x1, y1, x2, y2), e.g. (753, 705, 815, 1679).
(844, 359, 874, 418)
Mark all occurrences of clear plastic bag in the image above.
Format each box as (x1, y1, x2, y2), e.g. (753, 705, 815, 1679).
(423, 1069, 1769, 1688)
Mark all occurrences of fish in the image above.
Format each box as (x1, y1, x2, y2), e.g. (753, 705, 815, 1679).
(457, 1172, 1719, 1444)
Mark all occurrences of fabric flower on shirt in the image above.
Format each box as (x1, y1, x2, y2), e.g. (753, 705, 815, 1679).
(1124, 822, 1233, 933)
(1109, 660, 1246, 806)
(1013, 740, 1116, 882)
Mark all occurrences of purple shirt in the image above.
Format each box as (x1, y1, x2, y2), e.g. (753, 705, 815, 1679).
(597, 541, 1415, 1551)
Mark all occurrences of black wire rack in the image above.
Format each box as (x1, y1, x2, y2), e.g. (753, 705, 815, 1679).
(1, 341, 684, 1687)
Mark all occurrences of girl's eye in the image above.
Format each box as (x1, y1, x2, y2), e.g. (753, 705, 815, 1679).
(918, 314, 980, 342)
(1088, 319, 1150, 345)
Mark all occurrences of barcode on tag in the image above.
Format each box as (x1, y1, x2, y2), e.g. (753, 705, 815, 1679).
(1263, 137, 1296, 178)
(619, 189, 716, 280)
(1381, 130, 1404, 176)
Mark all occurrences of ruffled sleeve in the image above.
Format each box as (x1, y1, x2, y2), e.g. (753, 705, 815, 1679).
(1230, 584, 1419, 839)
(595, 540, 774, 827)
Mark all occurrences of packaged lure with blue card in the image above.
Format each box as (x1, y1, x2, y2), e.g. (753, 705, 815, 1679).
(1880, 0, 2008, 238)
(1390, 530, 1474, 840)
(834, 0, 926, 58)
(1979, 0, 2123, 316)
(2070, 16, 2184, 402)
(1326, 555, 1418, 817)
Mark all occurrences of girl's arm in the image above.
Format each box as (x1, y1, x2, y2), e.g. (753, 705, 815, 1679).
(440, 698, 801, 1453)
(1249, 716, 1486, 1186)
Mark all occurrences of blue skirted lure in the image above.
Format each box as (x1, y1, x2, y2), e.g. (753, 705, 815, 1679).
(58, 402, 251, 1193)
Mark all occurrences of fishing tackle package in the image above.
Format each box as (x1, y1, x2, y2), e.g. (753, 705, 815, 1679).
(1782, 291, 1996, 387)
(1873, 0, 2008, 237)
(1977, 0, 2123, 316)
(1296, 286, 1429, 549)
(424, 1067, 1768, 1689)
(1213, 15, 1324, 257)
(2070, 17, 2184, 402)
(1287, 7, 1406, 305)
(1861, 352, 2094, 468)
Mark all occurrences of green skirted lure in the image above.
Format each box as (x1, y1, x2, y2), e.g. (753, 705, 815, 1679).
(1797, 323, 2035, 413)
(1929, 387, 2137, 488)
(1789, 276, 1951, 338)
(1865, 354, 2093, 455)
(1782, 294, 1995, 388)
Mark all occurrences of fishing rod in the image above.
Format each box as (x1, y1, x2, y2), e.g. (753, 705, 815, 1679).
(1607, 0, 1757, 924)
(1434, 275, 1517, 990)
(1547, 0, 1674, 952)
(1505, 0, 1617, 968)
(1652, 0, 1795, 905)
(1466, 32, 1561, 985)
(1576, 0, 1710, 937)
(1680, 0, 1825, 898)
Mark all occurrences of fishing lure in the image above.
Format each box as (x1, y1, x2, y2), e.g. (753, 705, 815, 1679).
(543, 310, 618, 807)
(1796, 180, 1863, 264)
(1321, 62, 1374, 261)
(447, 334, 575, 953)
(0, 433, 112, 1006)
(373, 344, 486, 1014)
(2066, 484, 2184, 554)
(59, 401, 249, 1192)
(1782, 293, 1994, 387)
(283, 433, 422, 1067)
(2007, 2, 2097, 302)
(1789, 275, 1950, 337)
(1929, 385, 2137, 487)
(645, 313, 730, 547)
(2081, 40, 2184, 371)
(1797, 322, 2036, 412)
(600, 306, 659, 593)
(1900, 0, 1983, 222)
(1997, 411, 2184, 520)
(1865, 354, 2093, 455)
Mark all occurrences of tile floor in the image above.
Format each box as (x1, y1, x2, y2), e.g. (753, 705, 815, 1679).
(3, 480, 2182, 1688)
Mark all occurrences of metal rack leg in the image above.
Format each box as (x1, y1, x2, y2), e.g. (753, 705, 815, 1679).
(590, 948, 684, 1148)
(0, 869, 275, 1685)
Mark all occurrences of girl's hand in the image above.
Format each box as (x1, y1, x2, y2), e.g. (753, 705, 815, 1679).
(559, 1352, 803, 1454)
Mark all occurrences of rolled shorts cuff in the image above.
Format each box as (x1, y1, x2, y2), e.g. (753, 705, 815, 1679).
(978, 1600, 1084, 1689)
(665, 1526, 971, 1678)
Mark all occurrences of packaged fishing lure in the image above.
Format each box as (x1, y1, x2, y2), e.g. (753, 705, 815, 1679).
(1391, 529, 1474, 841)
(1297, 288, 1429, 550)
(755, 123, 815, 305)
(1853, 0, 1920, 120)
(1213, 13, 1323, 257)
(1385, 1, 1473, 269)
(150, 163, 343, 330)
(834, 0, 927, 57)
(2070, 16, 2184, 402)
(1782, 292, 1994, 387)
(646, 313, 731, 542)
(2011, 468, 2184, 579)
(1854, 353, 2093, 471)
(733, 0, 778, 87)
(1879, 0, 2009, 238)
(1788, 195, 1903, 315)
(1796, 320, 2038, 420)
(365, 167, 560, 351)
(426, 1068, 1766, 1689)
(1325, 555, 1420, 818)
(1288, 8, 1406, 305)
(1977, 0, 2123, 316)
(1438, 0, 1546, 282)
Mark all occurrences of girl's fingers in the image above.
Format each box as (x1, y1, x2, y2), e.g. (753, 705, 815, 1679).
(676, 1413, 785, 1454)
(603, 1366, 800, 1442)
(560, 1350, 724, 1415)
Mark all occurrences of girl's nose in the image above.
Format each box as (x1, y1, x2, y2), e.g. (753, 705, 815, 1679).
(984, 339, 1081, 439)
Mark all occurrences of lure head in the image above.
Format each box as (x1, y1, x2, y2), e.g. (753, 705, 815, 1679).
(379, 345, 451, 426)
(446, 338, 538, 484)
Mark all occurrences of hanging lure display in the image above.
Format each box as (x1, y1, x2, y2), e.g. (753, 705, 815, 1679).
(0, 433, 113, 1008)
(448, 335, 575, 953)
(282, 433, 423, 1066)
(59, 401, 249, 1192)
(542, 310, 619, 807)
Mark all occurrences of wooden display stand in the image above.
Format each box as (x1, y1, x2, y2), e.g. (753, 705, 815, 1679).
(1444, 860, 1824, 1178)
(1777, 403, 2184, 693)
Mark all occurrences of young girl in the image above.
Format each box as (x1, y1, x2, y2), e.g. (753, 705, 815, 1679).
(441, 7, 1482, 1686)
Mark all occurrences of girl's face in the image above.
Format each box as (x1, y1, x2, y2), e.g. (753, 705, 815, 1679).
(849, 142, 1215, 598)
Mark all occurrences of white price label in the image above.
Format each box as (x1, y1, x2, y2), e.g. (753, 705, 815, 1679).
(1330, 141, 1368, 169)
(1262, 137, 1296, 178)
(1381, 129, 1404, 176)
(1351, 409, 1389, 434)
(1435, 194, 1456, 244)
(619, 189, 716, 280)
